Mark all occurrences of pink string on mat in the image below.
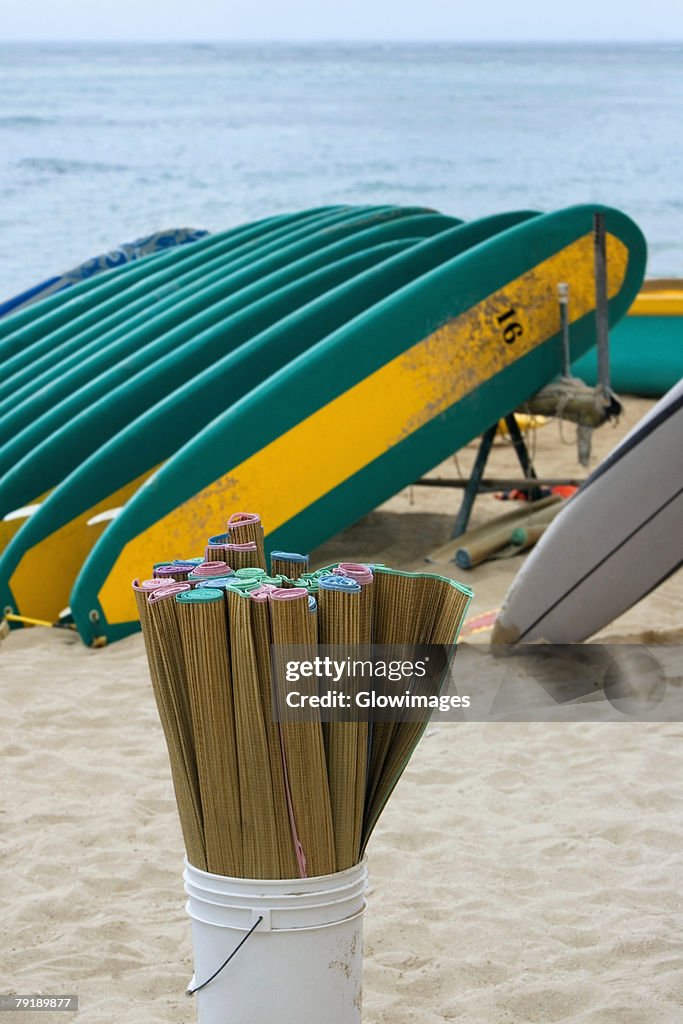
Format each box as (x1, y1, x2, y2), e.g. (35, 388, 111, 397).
(147, 583, 191, 603)
(277, 725, 308, 878)
(268, 585, 310, 877)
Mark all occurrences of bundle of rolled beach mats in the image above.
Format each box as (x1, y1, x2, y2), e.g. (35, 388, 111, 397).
(135, 511, 472, 1023)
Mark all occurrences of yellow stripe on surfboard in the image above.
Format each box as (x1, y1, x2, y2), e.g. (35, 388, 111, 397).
(630, 288, 683, 317)
(9, 469, 157, 622)
(0, 488, 52, 554)
(93, 231, 626, 626)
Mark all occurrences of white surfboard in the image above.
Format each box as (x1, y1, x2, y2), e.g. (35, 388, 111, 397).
(492, 378, 683, 643)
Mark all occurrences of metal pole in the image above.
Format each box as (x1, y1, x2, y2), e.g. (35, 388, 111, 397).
(557, 282, 570, 377)
(451, 423, 498, 540)
(415, 476, 585, 490)
(594, 212, 610, 395)
(504, 414, 543, 502)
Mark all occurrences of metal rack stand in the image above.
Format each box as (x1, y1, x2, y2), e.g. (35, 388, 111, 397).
(451, 414, 543, 538)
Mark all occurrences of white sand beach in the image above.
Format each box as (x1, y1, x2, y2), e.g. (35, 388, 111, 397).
(2, 397, 682, 1023)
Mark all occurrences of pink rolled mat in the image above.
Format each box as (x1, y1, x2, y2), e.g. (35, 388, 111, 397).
(269, 587, 309, 601)
(227, 512, 261, 531)
(133, 577, 167, 592)
(335, 563, 374, 585)
(249, 583, 279, 603)
(147, 583, 192, 603)
(188, 561, 232, 577)
(226, 513, 266, 570)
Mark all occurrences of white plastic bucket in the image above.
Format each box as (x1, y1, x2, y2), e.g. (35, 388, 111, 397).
(184, 859, 368, 1024)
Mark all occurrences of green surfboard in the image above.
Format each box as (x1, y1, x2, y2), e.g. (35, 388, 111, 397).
(66, 204, 645, 644)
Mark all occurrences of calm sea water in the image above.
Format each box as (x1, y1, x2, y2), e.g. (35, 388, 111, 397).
(1, 42, 681, 298)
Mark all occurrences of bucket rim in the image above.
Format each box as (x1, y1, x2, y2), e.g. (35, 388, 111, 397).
(183, 871, 367, 905)
(184, 878, 366, 911)
(185, 900, 367, 934)
(183, 856, 368, 889)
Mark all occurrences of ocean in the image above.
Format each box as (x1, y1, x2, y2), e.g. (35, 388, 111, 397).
(1, 41, 681, 298)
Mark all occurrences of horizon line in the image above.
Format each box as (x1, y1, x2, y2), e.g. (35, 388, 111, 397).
(2, 37, 682, 45)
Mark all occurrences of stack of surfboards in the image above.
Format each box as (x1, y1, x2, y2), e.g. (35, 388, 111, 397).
(0, 203, 646, 644)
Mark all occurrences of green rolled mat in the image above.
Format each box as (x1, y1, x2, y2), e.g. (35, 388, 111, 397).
(226, 573, 284, 594)
(145, 583, 205, 870)
(175, 588, 242, 876)
(318, 575, 367, 871)
(299, 577, 319, 594)
(247, 588, 301, 878)
(235, 566, 267, 580)
(226, 588, 282, 878)
(268, 587, 336, 878)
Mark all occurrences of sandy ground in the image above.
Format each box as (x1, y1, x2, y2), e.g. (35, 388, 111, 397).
(2, 397, 682, 1023)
